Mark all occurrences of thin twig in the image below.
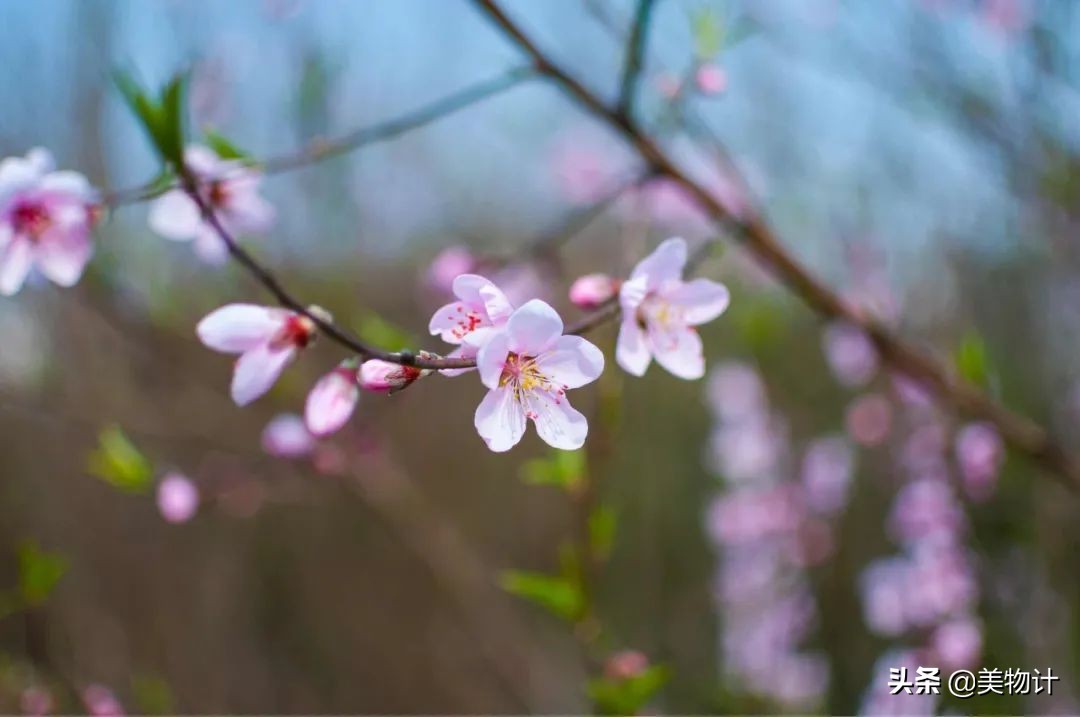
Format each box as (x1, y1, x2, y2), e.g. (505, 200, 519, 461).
(468, 0, 1080, 490)
(105, 66, 535, 207)
(617, 0, 658, 119)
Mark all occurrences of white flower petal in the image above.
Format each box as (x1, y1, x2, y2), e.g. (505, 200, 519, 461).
(197, 304, 285, 353)
(231, 344, 296, 406)
(506, 299, 563, 355)
(148, 191, 202, 240)
(629, 237, 687, 290)
(193, 224, 230, 265)
(618, 274, 648, 313)
(476, 330, 510, 389)
(474, 386, 526, 452)
(664, 278, 730, 325)
(615, 317, 651, 376)
(452, 273, 514, 322)
(224, 184, 276, 234)
(0, 237, 33, 296)
(648, 322, 705, 380)
(535, 335, 604, 389)
(529, 391, 589, 451)
(305, 370, 359, 436)
(34, 227, 92, 287)
(428, 300, 473, 343)
(39, 170, 96, 201)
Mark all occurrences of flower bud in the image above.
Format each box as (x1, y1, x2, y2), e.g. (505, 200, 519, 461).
(569, 273, 620, 310)
(695, 63, 728, 95)
(604, 650, 649, 681)
(359, 359, 424, 394)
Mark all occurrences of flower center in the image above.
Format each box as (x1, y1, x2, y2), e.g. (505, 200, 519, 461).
(637, 293, 681, 330)
(274, 314, 317, 348)
(11, 201, 51, 239)
(449, 305, 485, 340)
(499, 352, 568, 418)
(208, 180, 230, 207)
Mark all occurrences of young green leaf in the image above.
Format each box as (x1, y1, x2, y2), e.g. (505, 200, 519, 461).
(499, 570, 584, 622)
(17, 541, 67, 606)
(87, 425, 153, 494)
(203, 128, 253, 163)
(587, 664, 670, 716)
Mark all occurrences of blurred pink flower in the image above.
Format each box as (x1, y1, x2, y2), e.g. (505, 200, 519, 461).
(305, 362, 359, 436)
(821, 321, 879, 388)
(859, 650, 938, 716)
(20, 687, 53, 716)
(550, 137, 621, 204)
(981, 0, 1030, 36)
(710, 417, 785, 483)
(568, 273, 619, 310)
(425, 246, 478, 294)
(492, 262, 550, 305)
(474, 299, 604, 452)
(655, 71, 682, 99)
(604, 650, 649, 680)
(261, 413, 315, 458)
(197, 304, 320, 405)
(429, 273, 514, 376)
(888, 478, 966, 546)
(905, 545, 978, 625)
(860, 558, 910, 636)
(358, 359, 424, 394)
(800, 436, 854, 515)
(156, 472, 199, 524)
(148, 144, 274, 265)
(706, 485, 803, 545)
(617, 238, 730, 379)
(695, 63, 728, 95)
(892, 373, 934, 409)
(707, 362, 767, 422)
(0, 148, 99, 295)
(929, 616, 982, 671)
(82, 685, 123, 717)
(955, 422, 1004, 501)
(845, 393, 893, 446)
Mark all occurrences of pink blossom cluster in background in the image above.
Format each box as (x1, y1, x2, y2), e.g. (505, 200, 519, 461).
(704, 361, 855, 710)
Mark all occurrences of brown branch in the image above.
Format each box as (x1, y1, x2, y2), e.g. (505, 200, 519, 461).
(105, 65, 535, 207)
(616, 0, 658, 119)
(468, 0, 1080, 489)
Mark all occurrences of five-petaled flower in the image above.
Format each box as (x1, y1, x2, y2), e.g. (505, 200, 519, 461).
(428, 273, 514, 376)
(305, 360, 360, 436)
(475, 299, 604, 452)
(197, 303, 324, 405)
(148, 144, 275, 265)
(0, 148, 99, 296)
(616, 237, 730, 380)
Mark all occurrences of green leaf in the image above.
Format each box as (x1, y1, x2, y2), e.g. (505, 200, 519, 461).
(500, 570, 584, 622)
(355, 311, 415, 352)
(87, 425, 153, 494)
(954, 330, 990, 387)
(588, 664, 670, 716)
(202, 127, 253, 162)
(691, 8, 725, 59)
(589, 505, 618, 560)
(520, 450, 585, 491)
(17, 541, 67, 606)
(114, 70, 188, 170)
(114, 71, 167, 154)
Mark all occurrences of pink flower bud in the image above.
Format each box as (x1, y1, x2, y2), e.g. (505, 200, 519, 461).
(305, 363, 360, 436)
(604, 650, 649, 680)
(845, 393, 892, 447)
(82, 685, 123, 717)
(695, 63, 728, 95)
(261, 413, 315, 458)
(20, 687, 53, 716)
(358, 360, 423, 394)
(156, 472, 199, 524)
(569, 273, 619, 309)
(955, 422, 1004, 501)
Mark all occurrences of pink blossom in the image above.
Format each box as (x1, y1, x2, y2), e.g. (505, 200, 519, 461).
(888, 478, 966, 546)
(821, 321, 879, 388)
(197, 303, 321, 405)
(305, 362, 359, 436)
(20, 687, 53, 716)
(905, 545, 978, 625)
(706, 362, 767, 422)
(148, 145, 274, 265)
(474, 299, 604, 452)
(955, 422, 1004, 501)
(429, 273, 514, 375)
(800, 436, 855, 515)
(929, 616, 982, 670)
(425, 246, 478, 294)
(706, 485, 803, 545)
(617, 238, 730, 379)
(860, 558, 910, 636)
(859, 650, 938, 716)
(604, 650, 649, 680)
(845, 393, 893, 446)
(709, 417, 785, 482)
(156, 472, 199, 524)
(358, 359, 424, 394)
(261, 413, 315, 458)
(695, 63, 728, 95)
(0, 148, 99, 295)
(550, 138, 621, 204)
(655, 72, 682, 99)
(81, 685, 123, 717)
(568, 273, 619, 310)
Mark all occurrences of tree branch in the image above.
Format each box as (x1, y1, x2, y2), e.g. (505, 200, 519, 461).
(468, 0, 1080, 489)
(616, 0, 657, 119)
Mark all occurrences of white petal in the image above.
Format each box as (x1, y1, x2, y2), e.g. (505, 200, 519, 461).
(535, 335, 605, 389)
(506, 299, 563, 355)
(529, 391, 589, 451)
(34, 227, 93, 287)
(231, 344, 296, 406)
(197, 304, 284, 353)
(629, 237, 687, 290)
(305, 370, 359, 436)
(0, 237, 33, 296)
(476, 330, 510, 389)
(664, 278, 730, 325)
(474, 386, 526, 452)
(428, 300, 473, 343)
(224, 185, 276, 234)
(184, 145, 224, 176)
(193, 224, 230, 265)
(148, 191, 202, 240)
(616, 317, 652, 376)
(39, 170, 96, 201)
(452, 273, 513, 324)
(648, 323, 705, 380)
(618, 274, 648, 312)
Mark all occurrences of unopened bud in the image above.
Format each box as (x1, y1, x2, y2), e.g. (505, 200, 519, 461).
(604, 650, 649, 681)
(359, 359, 425, 394)
(569, 273, 620, 309)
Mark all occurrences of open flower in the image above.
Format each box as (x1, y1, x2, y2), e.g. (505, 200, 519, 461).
(429, 273, 513, 375)
(475, 299, 604, 452)
(197, 303, 321, 405)
(305, 361, 360, 435)
(148, 144, 274, 264)
(0, 148, 99, 295)
(616, 237, 730, 379)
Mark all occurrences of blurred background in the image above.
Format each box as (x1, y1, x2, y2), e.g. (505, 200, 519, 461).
(1, 0, 1080, 713)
